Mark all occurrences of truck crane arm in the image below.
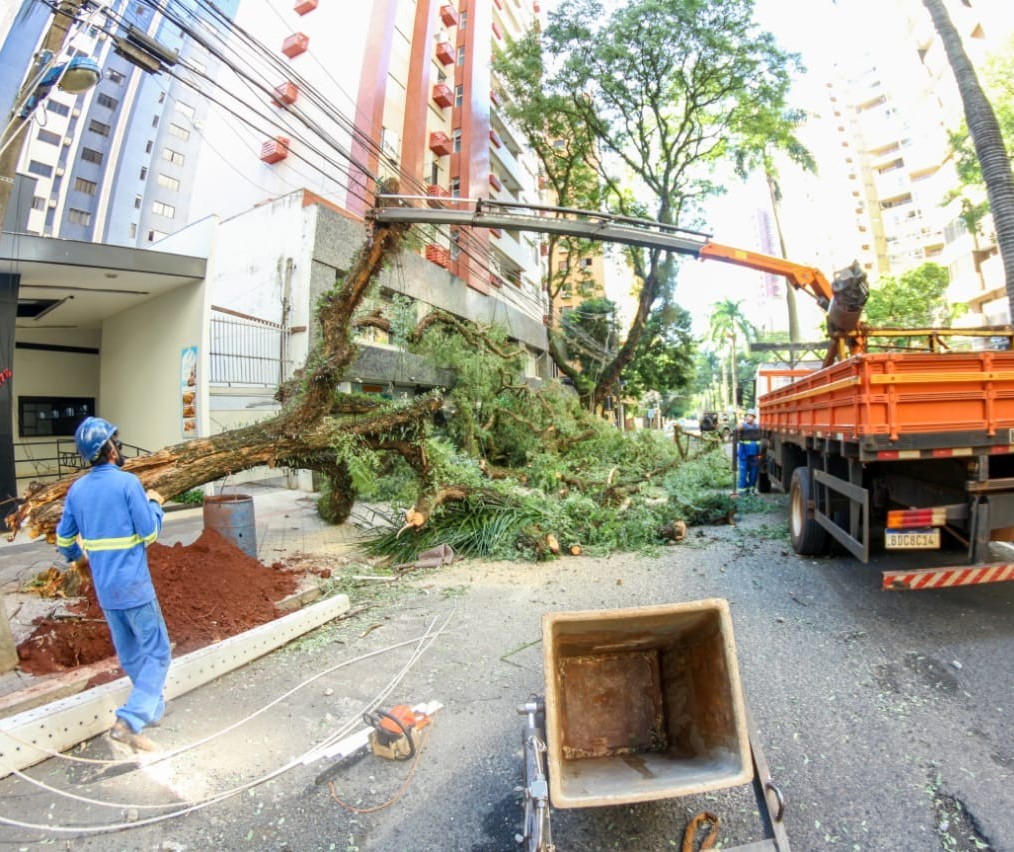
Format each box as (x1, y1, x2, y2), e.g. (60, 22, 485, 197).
(698, 242, 868, 338)
(370, 195, 869, 340)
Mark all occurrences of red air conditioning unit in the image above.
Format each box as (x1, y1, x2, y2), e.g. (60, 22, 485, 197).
(432, 83, 454, 108)
(425, 244, 451, 268)
(489, 129, 502, 148)
(533, 0, 541, 11)
(490, 227, 503, 238)
(490, 89, 501, 107)
(540, 242, 548, 257)
(426, 185, 451, 207)
(260, 137, 290, 164)
(294, 0, 318, 13)
(489, 172, 503, 192)
(492, 20, 503, 40)
(281, 33, 309, 58)
(493, 0, 503, 8)
(272, 82, 299, 106)
(440, 4, 459, 26)
(435, 41, 454, 65)
(491, 273, 505, 288)
(429, 132, 453, 157)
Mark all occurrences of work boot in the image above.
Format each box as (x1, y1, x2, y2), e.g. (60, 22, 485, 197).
(109, 719, 158, 752)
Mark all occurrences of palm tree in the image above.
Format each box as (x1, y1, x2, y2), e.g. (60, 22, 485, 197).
(921, 0, 1014, 313)
(708, 299, 756, 410)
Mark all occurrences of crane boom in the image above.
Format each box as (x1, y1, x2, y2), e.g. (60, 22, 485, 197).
(370, 195, 868, 346)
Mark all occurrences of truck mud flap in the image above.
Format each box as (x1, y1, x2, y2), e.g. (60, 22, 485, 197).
(813, 469, 869, 562)
(883, 562, 1014, 591)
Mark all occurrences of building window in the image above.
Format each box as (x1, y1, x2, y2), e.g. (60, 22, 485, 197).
(107, 69, 124, 84)
(147, 229, 166, 242)
(81, 147, 104, 164)
(158, 91, 166, 104)
(454, 84, 463, 107)
(31, 196, 46, 210)
(168, 123, 190, 141)
(18, 396, 94, 438)
(129, 223, 137, 238)
(67, 208, 91, 226)
(37, 129, 60, 145)
(134, 195, 142, 208)
(457, 46, 465, 65)
(88, 119, 110, 136)
(460, 10, 467, 28)
(157, 173, 180, 191)
(140, 166, 148, 180)
(581, 258, 594, 268)
(152, 115, 159, 128)
(145, 140, 153, 153)
(450, 177, 460, 197)
(152, 200, 175, 218)
(96, 93, 119, 109)
(28, 160, 53, 177)
(176, 101, 195, 119)
(452, 128, 462, 152)
(74, 176, 97, 194)
(46, 100, 69, 117)
(163, 148, 185, 166)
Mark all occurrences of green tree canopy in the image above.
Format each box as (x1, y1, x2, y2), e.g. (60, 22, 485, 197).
(496, 0, 802, 408)
(863, 263, 960, 336)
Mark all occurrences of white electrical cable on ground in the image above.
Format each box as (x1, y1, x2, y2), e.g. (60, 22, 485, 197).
(0, 611, 454, 833)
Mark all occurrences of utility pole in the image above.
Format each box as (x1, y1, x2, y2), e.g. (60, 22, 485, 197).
(0, 0, 86, 673)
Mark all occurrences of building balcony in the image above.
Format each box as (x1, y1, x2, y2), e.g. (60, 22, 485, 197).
(426, 185, 450, 207)
(260, 137, 290, 164)
(425, 244, 451, 268)
(429, 132, 453, 157)
(432, 83, 454, 108)
(492, 20, 503, 40)
(272, 82, 299, 106)
(440, 4, 459, 26)
(435, 40, 454, 65)
(281, 33, 309, 58)
(294, 0, 317, 13)
(490, 88, 501, 107)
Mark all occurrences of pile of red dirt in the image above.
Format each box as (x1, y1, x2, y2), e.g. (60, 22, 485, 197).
(16, 529, 301, 676)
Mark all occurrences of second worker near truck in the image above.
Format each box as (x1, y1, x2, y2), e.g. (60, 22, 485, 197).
(736, 411, 761, 495)
(56, 417, 170, 753)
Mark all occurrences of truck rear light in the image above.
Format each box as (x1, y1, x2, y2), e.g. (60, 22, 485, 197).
(887, 508, 946, 529)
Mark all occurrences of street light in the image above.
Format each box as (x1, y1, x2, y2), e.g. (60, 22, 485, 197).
(17, 53, 101, 119)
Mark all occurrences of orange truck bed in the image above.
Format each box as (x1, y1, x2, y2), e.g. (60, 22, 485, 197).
(758, 351, 1014, 444)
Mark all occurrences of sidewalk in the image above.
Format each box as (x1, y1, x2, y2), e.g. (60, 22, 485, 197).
(0, 483, 376, 701)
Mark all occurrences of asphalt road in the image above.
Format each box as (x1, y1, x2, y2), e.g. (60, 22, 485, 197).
(1, 495, 1013, 851)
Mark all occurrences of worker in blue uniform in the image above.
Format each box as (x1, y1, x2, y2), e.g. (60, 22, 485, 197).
(56, 417, 169, 752)
(736, 410, 762, 494)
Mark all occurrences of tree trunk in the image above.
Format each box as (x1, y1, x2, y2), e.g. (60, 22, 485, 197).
(922, 0, 1014, 313)
(767, 171, 800, 343)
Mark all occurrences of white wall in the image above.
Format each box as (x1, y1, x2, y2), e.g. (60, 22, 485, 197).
(99, 279, 206, 454)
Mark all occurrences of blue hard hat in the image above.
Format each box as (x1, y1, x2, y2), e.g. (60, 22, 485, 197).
(74, 416, 118, 462)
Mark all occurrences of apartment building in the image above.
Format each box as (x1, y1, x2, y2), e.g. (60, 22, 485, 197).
(811, 0, 1013, 323)
(0, 0, 239, 246)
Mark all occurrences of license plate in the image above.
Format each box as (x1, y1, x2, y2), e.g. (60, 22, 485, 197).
(885, 528, 941, 550)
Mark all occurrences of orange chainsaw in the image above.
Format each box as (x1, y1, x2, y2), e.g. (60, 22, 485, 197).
(363, 704, 431, 761)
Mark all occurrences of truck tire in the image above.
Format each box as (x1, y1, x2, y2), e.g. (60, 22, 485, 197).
(789, 467, 828, 555)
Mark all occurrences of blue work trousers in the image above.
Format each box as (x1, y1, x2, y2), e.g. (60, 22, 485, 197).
(104, 600, 172, 733)
(737, 441, 761, 491)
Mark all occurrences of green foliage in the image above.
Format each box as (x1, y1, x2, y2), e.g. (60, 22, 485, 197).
(863, 263, 962, 344)
(172, 489, 205, 506)
(622, 303, 696, 399)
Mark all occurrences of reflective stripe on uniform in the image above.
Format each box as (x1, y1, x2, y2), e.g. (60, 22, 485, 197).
(81, 530, 157, 552)
(56, 534, 77, 548)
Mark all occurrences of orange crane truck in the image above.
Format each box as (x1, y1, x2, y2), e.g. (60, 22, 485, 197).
(371, 197, 1014, 590)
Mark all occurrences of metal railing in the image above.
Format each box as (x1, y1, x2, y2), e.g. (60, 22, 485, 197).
(13, 439, 150, 485)
(210, 306, 292, 387)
